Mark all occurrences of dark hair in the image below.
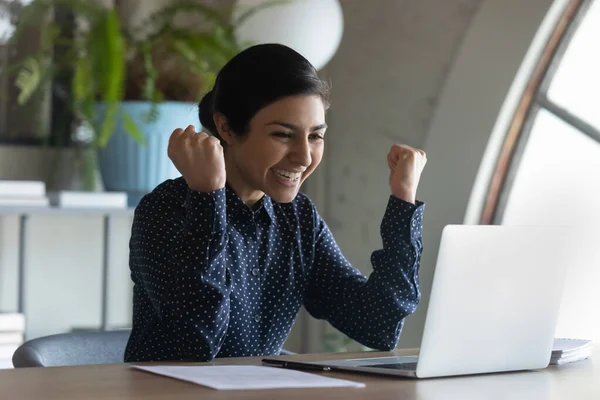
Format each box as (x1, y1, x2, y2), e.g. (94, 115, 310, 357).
(198, 43, 330, 141)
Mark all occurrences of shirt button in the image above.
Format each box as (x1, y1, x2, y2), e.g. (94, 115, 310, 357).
(411, 219, 417, 228)
(254, 314, 261, 322)
(251, 268, 260, 277)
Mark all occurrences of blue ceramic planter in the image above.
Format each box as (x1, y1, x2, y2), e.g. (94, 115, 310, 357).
(97, 101, 200, 206)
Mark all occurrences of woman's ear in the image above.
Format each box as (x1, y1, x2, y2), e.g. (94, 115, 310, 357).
(213, 113, 235, 145)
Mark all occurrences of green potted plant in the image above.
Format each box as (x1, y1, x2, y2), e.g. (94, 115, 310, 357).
(6, 0, 276, 202)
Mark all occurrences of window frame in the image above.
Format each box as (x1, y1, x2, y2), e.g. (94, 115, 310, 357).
(480, 0, 598, 224)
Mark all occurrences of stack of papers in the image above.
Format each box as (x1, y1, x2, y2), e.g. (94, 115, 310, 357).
(0, 313, 26, 369)
(133, 365, 365, 390)
(551, 338, 593, 365)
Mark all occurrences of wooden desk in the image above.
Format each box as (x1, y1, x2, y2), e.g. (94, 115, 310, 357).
(1, 349, 598, 399)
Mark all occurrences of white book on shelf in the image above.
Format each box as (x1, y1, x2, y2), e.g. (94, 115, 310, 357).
(0, 358, 14, 369)
(0, 343, 19, 360)
(48, 191, 128, 209)
(0, 332, 23, 345)
(0, 180, 46, 197)
(0, 197, 49, 207)
(0, 313, 26, 333)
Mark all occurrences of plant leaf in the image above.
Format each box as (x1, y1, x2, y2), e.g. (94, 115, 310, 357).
(89, 8, 126, 147)
(95, 102, 119, 148)
(72, 57, 93, 102)
(141, 41, 158, 102)
(141, 103, 160, 124)
(15, 57, 42, 105)
(141, 0, 231, 38)
(122, 110, 146, 146)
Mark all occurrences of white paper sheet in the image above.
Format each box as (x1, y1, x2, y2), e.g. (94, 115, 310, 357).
(132, 365, 365, 390)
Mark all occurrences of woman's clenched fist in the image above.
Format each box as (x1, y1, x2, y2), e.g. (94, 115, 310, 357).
(167, 125, 226, 193)
(387, 144, 427, 204)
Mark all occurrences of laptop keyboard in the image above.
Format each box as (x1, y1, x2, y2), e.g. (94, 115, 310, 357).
(362, 362, 418, 371)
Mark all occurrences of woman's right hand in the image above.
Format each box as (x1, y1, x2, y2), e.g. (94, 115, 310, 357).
(167, 125, 226, 193)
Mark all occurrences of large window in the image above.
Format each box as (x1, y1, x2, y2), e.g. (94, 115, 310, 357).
(482, 0, 600, 340)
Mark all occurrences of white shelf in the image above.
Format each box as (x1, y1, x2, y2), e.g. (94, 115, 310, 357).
(0, 207, 134, 216)
(0, 206, 134, 332)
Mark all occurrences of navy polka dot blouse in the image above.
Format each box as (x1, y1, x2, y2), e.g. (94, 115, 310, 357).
(124, 177, 425, 362)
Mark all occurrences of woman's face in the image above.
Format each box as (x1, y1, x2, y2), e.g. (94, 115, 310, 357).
(223, 94, 326, 204)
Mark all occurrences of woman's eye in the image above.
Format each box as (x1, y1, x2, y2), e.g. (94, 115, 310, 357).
(272, 132, 293, 139)
(310, 133, 325, 141)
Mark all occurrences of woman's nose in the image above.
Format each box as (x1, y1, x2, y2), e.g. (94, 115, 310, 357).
(291, 138, 312, 167)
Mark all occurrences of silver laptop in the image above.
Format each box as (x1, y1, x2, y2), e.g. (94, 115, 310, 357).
(307, 225, 572, 378)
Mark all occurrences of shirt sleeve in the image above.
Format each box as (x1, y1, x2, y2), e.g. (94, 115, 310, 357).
(303, 196, 425, 351)
(129, 186, 230, 361)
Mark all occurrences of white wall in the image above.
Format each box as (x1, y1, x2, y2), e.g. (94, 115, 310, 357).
(401, 0, 565, 347)
(320, 0, 483, 269)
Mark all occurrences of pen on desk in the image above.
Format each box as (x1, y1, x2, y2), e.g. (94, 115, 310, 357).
(261, 358, 331, 372)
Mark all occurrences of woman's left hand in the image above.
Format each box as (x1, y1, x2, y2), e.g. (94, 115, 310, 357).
(388, 144, 427, 204)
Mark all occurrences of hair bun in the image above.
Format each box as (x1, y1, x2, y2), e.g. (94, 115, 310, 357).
(199, 90, 217, 134)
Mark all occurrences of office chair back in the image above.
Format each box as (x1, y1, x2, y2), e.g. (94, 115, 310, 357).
(12, 329, 295, 368)
(12, 330, 130, 368)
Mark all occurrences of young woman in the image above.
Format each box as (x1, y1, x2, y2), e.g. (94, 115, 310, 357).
(124, 43, 427, 362)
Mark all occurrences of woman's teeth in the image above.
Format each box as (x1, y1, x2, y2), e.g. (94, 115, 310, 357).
(274, 169, 302, 180)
